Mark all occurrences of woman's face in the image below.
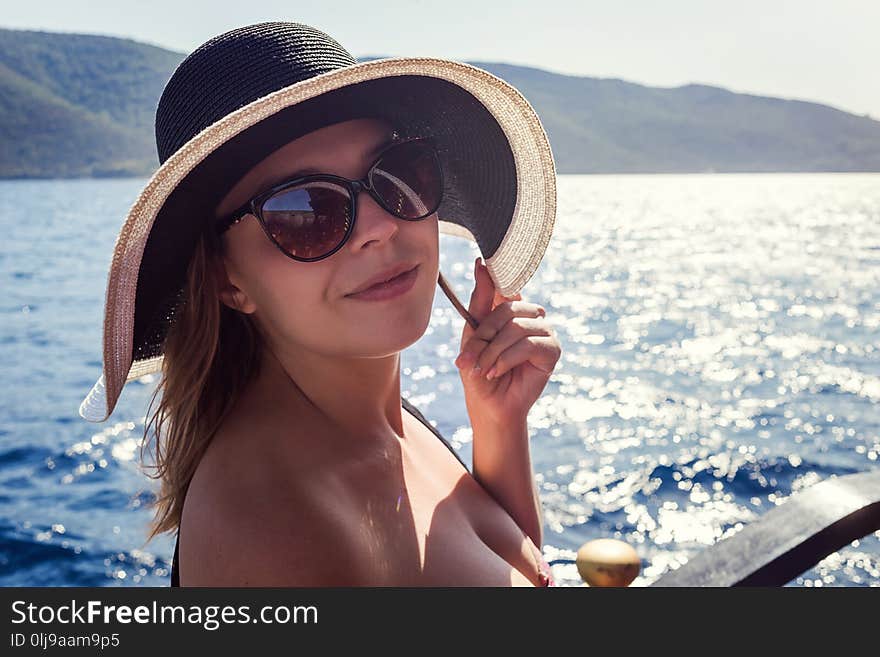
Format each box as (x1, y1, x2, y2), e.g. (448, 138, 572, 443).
(213, 118, 440, 359)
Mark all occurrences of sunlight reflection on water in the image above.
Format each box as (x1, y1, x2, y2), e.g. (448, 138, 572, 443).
(1, 174, 877, 586)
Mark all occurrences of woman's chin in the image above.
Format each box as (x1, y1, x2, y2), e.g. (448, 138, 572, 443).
(351, 310, 431, 352)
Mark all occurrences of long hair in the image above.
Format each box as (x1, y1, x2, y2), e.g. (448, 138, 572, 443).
(138, 225, 264, 542)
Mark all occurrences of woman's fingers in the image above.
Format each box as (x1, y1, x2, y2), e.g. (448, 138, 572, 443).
(470, 300, 546, 343)
(480, 335, 559, 381)
(465, 317, 553, 377)
(455, 301, 552, 371)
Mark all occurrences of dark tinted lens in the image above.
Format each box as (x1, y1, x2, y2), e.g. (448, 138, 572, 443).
(370, 140, 442, 219)
(261, 181, 351, 259)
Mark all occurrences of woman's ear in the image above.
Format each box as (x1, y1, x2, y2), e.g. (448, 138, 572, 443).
(213, 255, 257, 314)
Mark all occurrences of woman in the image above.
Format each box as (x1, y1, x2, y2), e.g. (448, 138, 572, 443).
(79, 22, 560, 586)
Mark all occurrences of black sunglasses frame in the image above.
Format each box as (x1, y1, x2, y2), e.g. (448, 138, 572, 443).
(213, 136, 443, 262)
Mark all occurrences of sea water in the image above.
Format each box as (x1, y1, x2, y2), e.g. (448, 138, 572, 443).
(0, 173, 877, 586)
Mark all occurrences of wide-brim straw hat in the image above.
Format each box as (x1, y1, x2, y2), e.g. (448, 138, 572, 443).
(79, 20, 556, 423)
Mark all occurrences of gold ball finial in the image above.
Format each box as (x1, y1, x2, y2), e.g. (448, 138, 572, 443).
(576, 539, 641, 587)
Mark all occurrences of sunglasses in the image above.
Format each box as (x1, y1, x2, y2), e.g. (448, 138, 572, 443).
(214, 136, 443, 262)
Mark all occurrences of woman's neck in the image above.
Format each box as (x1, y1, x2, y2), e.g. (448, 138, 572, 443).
(256, 345, 408, 441)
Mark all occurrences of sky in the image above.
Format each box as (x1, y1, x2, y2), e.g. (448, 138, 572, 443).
(3, 0, 878, 119)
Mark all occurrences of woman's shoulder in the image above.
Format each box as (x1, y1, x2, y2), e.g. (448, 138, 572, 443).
(178, 417, 367, 586)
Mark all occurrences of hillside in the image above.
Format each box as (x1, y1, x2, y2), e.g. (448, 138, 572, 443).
(2, 28, 880, 177)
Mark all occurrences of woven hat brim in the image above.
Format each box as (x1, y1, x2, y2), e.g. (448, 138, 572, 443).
(79, 56, 556, 423)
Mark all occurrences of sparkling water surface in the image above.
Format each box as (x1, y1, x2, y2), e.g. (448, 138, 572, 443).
(1, 173, 878, 586)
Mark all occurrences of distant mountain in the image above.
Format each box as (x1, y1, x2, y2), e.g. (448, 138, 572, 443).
(0, 28, 182, 177)
(2, 28, 880, 178)
(457, 61, 880, 173)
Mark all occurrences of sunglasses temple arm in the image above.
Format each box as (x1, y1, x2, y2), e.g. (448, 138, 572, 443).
(437, 270, 480, 330)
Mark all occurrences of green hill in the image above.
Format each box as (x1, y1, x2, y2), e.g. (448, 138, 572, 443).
(0, 28, 182, 177)
(458, 61, 880, 173)
(3, 28, 880, 177)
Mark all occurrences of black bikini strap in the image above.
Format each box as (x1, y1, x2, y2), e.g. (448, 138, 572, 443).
(401, 396, 470, 474)
(170, 531, 180, 587)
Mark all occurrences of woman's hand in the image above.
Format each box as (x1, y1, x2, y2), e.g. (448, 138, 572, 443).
(453, 257, 561, 426)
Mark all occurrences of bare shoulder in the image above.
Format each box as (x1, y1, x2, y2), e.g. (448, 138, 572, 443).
(178, 418, 367, 586)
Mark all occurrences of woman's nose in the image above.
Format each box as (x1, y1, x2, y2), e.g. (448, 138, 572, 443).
(346, 183, 400, 250)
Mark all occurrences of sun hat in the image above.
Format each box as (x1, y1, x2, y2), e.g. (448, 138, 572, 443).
(78, 20, 557, 424)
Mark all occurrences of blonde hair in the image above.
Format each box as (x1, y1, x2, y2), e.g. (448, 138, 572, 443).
(138, 226, 263, 542)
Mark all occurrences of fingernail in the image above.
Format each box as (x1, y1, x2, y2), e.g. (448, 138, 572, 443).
(485, 366, 498, 380)
(469, 363, 482, 379)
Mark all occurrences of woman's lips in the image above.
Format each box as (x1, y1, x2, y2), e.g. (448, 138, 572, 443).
(345, 264, 419, 301)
